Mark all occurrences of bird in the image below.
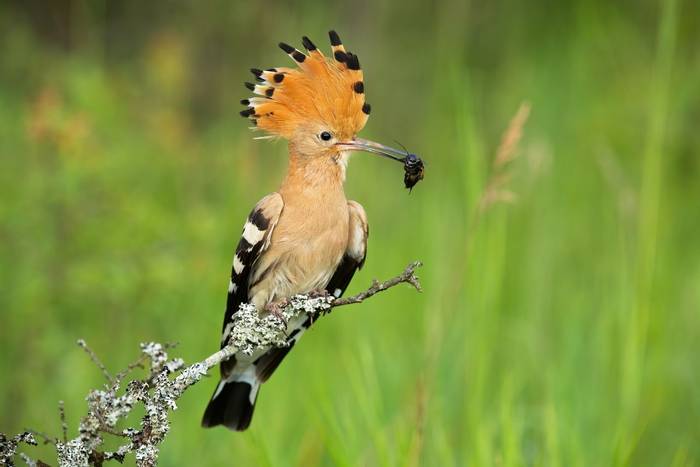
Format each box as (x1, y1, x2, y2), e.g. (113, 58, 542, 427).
(201, 31, 412, 431)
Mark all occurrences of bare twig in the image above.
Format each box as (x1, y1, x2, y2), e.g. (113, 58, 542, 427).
(1, 261, 423, 467)
(113, 355, 147, 382)
(113, 343, 178, 385)
(26, 430, 56, 446)
(77, 340, 113, 384)
(58, 401, 67, 444)
(333, 260, 423, 307)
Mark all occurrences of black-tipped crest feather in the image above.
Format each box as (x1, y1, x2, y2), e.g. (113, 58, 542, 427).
(302, 36, 317, 51)
(279, 42, 295, 54)
(329, 30, 342, 46)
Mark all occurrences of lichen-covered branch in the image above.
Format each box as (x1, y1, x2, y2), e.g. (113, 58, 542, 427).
(1, 261, 422, 467)
(1, 432, 38, 467)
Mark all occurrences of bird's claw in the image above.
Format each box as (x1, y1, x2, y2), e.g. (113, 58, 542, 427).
(265, 299, 289, 323)
(308, 289, 330, 299)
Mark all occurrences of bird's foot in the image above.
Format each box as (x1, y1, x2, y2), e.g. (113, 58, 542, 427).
(308, 289, 330, 299)
(307, 289, 333, 316)
(265, 298, 289, 323)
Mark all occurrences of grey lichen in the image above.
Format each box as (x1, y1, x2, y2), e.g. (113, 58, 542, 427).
(227, 296, 333, 356)
(18, 452, 38, 467)
(227, 303, 288, 355)
(56, 438, 90, 467)
(134, 444, 159, 467)
(0, 432, 37, 467)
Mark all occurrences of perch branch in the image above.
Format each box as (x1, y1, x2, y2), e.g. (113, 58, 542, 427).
(1, 261, 423, 467)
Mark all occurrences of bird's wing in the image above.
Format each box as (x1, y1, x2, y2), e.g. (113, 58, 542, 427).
(325, 200, 368, 297)
(252, 200, 368, 383)
(203, 194, 283, 430)
(220, 193, 284, 352)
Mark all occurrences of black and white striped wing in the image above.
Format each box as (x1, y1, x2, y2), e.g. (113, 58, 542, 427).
(202, 193, 283, 430)
(220, 193, 284, 354)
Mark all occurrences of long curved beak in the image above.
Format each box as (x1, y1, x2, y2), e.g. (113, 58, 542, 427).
(335, 137, 407, 164)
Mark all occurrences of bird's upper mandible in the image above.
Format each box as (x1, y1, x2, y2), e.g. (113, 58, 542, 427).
(240, 31, 371, 143)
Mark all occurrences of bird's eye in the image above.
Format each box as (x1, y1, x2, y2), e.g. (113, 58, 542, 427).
(320, 131, 332, 141)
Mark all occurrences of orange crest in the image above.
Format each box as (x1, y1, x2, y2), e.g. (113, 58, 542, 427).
(240, 31, 371, 140)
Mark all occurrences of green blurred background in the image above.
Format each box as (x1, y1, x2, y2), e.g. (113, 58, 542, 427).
(1, 0, 699, 465)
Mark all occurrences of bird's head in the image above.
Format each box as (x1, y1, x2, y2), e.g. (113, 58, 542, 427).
(241, 31, 411, 166)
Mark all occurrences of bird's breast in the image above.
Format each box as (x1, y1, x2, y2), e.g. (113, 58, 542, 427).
(248, 194, 349, 308)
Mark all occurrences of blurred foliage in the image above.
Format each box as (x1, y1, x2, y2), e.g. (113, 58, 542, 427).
(1, 0, 699, 465)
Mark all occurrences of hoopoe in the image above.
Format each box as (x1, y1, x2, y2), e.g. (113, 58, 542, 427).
(202, 31, 413, 431)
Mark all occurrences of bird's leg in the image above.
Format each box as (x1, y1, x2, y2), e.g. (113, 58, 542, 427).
(264, 298, 290, 323)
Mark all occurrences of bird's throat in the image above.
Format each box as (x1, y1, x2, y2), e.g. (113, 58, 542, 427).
(281, 150, 347, 196)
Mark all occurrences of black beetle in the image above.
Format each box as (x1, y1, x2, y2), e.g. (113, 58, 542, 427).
(403, 153, 424, 191)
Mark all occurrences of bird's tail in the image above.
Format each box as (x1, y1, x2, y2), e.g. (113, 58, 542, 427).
(201, 378, 261, 431)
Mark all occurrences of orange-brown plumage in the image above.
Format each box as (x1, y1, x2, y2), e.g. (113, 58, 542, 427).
(248, 152, 351, 310)
(243, 35, 369, 141)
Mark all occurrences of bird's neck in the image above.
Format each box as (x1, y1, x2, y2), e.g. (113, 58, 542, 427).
(279, 150, 347, 202)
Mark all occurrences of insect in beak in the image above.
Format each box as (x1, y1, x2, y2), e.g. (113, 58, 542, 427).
(335, 138, 425, 191)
